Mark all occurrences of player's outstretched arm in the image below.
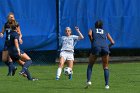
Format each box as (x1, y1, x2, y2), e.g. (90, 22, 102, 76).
(107, 33, 115, 48)
(75, 26, 84, 39)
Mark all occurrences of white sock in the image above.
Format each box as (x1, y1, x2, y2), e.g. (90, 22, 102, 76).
(56, 67, 62, 78)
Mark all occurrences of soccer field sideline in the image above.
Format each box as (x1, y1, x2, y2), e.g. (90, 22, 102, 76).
(0, 62, 140, 93)
(55, 56, 140, 63)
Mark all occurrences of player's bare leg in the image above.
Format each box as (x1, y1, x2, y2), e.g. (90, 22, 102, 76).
(2, 51, 14, 76)
(56, 57, 65, 80)
(2, 51, 8, 62)
(20, 53, 31, 61)
(85, 54, 97, 88)
(17, 53, 38, 81)
(67, 60, 73, 80)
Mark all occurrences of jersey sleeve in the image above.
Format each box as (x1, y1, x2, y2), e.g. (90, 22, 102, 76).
(14, 33, 19, 40)
(72, 35, 79, 40)
(71, 35, 79, 46)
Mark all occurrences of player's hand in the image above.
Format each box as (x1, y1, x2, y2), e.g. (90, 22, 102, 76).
(108, 43, 114, 48)
(19, 38, 23, 44)
(18, 52, 21, 56)
(17, 48, 21, 56)
(0, 33, 4, 38)
(75, 26, 80, 32)
(18, 50, 21, 56)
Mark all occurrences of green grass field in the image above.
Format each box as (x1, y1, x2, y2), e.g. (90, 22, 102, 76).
(0, 62, 140, 93)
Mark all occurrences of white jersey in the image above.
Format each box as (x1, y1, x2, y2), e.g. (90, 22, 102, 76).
(59, 35, 79, 52)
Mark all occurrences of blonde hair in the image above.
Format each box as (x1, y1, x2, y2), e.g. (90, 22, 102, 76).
(8, 12, 14, 17)
(65, 27, 71, 31)
(7, 12, 15, 20)
(7, 12, 18, 30)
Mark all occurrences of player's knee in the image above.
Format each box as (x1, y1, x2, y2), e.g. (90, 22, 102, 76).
(8, 58, 13, 62)
(59, 63, 64, 68)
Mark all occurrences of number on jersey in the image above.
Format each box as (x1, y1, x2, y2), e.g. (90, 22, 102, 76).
(7, 29, 11, 40)
(96, 29, 104, 34)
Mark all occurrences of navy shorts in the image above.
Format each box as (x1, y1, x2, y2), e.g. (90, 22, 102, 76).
(91, 46, 110, 56)
(8, 48, 24, 61)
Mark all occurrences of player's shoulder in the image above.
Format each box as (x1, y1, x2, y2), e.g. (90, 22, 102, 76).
(70, 35, 78, 37)
(102, 29, 109, 34)
(61, 36, 66, 38)
(4, 22, 9, 28)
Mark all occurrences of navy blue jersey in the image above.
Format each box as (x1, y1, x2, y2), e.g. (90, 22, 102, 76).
(4, 22, 19, 40)
(3, 22, 19, 51)
(91, 28, 108, 47)
(7, 31, 19, 48)
(7, 31, 22, 61)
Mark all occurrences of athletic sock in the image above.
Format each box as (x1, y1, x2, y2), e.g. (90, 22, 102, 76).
(25, 69, 32, 80)
(56, 67, 62, 78)
(104, 69, 109, 85)
(24, 60, 32, 68)
(4, 61, 10, 75)
(21, 60, 32, 73)
(9, 62, 14, 74)
(87, 64, 93, 82)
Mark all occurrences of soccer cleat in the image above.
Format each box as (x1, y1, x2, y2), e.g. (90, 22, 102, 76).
(68, 74, 72, 80)
(85, 81, 92, 89)
(12, 67, 17, 76)
(19, 71, 27, 77)
(56, 77, 60, 80)
(30, 78, 38, 81)
(105, 85, 109, 89)
(7, 72, 12, 76)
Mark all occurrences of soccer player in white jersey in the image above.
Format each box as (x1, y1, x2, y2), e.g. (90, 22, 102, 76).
(56, 26, 84, 80)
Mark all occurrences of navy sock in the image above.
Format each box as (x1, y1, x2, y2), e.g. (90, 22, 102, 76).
(25, 69, 32, 80)
(5, 62, 10, 74)
(24, 60, 32, 69)
(104, 69, 109, 85)
(9, 62, 14, 73)
(21, 60, 32, 72)
(87, 64, 93, 82)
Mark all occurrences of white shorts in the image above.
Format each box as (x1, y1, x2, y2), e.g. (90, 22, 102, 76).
(60, 51, 74, 61)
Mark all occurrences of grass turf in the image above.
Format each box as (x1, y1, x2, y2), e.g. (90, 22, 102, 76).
(0, 62, 140, 93)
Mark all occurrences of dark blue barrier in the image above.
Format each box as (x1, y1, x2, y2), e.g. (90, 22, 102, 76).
(0, 0, 140, 51)
(59, 0, 140, 49)
(0, 0, 57, 51)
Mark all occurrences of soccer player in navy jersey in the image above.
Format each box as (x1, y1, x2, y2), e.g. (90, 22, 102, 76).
(6, 25, 38, 81)
(86, 20, 115, 89)
(0, 12, 23, 76)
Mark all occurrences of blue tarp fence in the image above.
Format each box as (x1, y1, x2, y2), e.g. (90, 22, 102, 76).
(0, 0, 140, 51)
